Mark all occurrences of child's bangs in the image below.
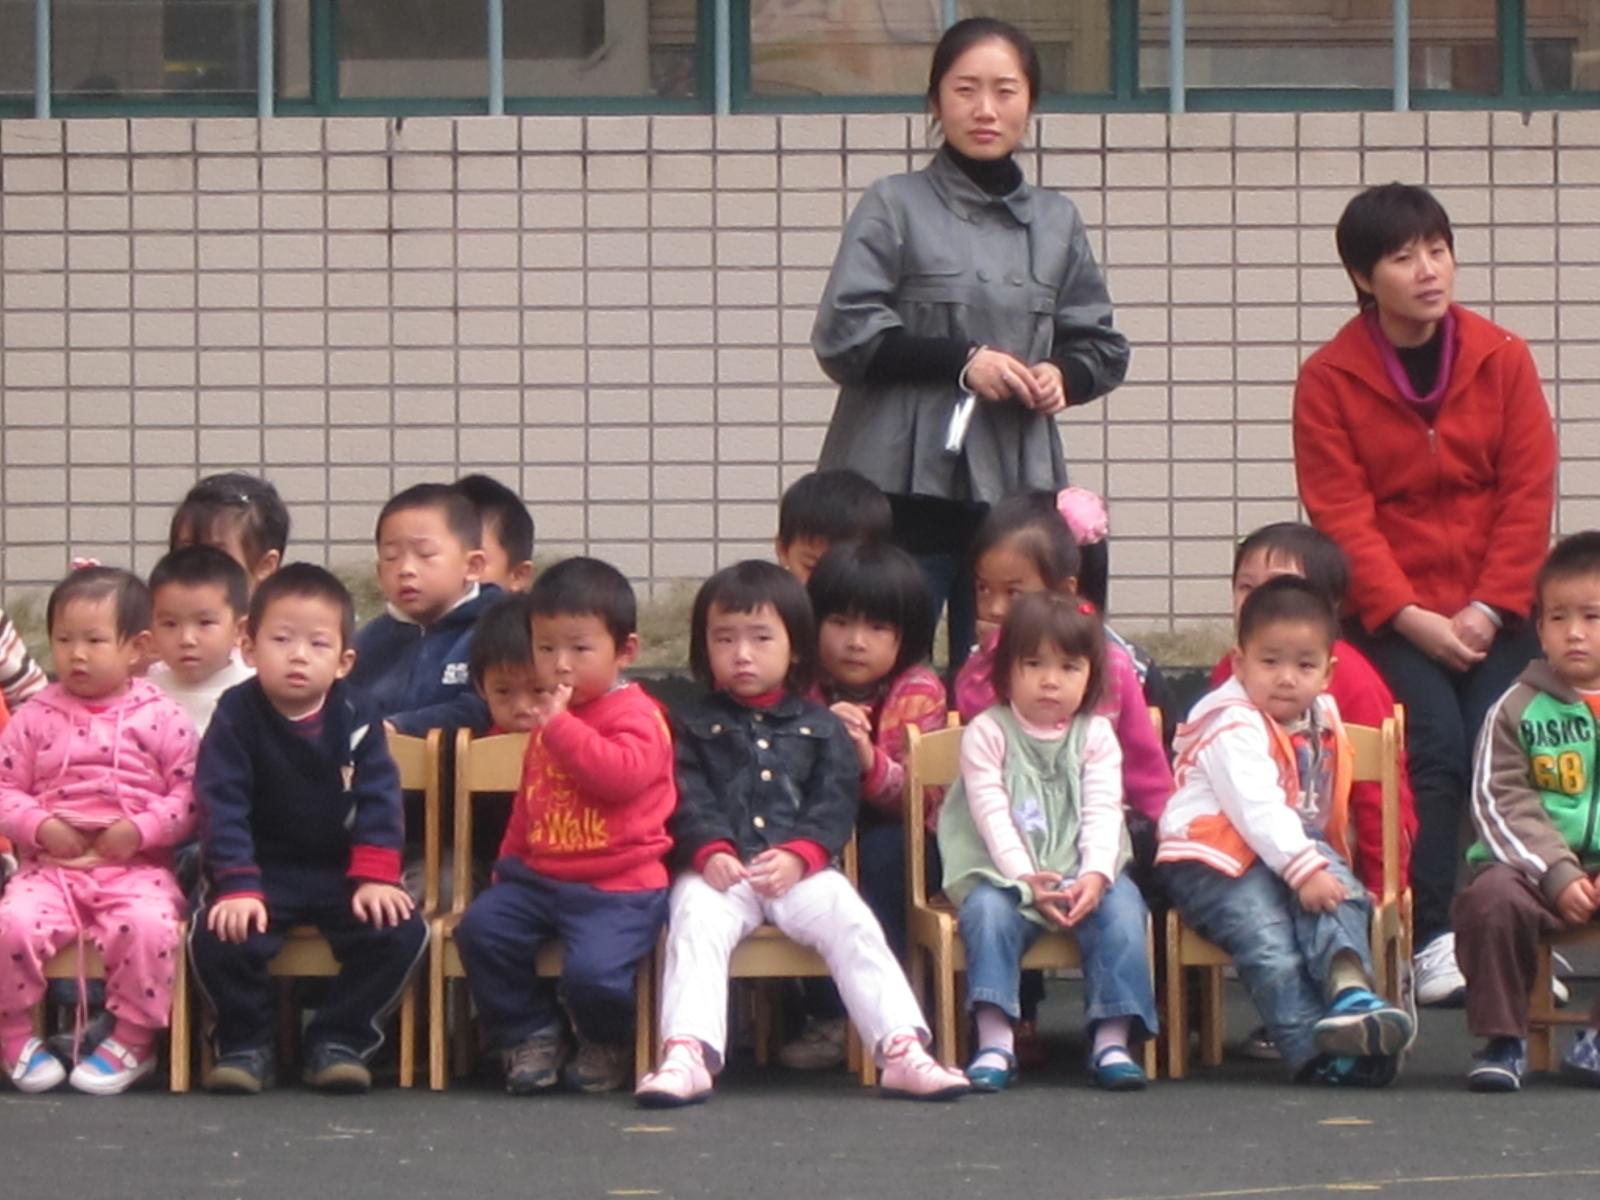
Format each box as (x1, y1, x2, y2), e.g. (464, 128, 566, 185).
(993, 591, 1105, 712)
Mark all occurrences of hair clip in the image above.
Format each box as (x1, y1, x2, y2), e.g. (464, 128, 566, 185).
(1077, 601, 1097, 616)
(70, 556, 102, 571)
(1055, 487, 1109, 546)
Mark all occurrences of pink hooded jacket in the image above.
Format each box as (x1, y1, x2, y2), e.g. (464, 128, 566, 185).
(0, 679, 199, 865)
(954, 630, 1173, 823)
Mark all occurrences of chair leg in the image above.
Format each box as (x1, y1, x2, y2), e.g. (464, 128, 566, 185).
(1164, 915, 1187, 1081)
(858, 1027, 876, 1088)
(451, 980, 472, 1080)
(1200, 967, 1224, 1067)
(633, 955, 653, 1085)
(752, 981, 773, 1067)
(169, 934, 191, 1094)
(276, 979, 298, 1069)
(428, 942, 447, 1091)
(398, 984, 416, 1089)
(934, 938, 958, 1068)
(1530, 943, 1555, 1073)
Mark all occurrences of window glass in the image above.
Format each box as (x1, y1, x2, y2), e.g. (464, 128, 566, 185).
(1524, 0, 1600, 92)
(1, 0, 36, 98)
(505, 0, 698, 98)
(337, 0, 485, 98)
(964, 0, 1113, 95)
(1140, 0, 1394, 90)
(52, 0, 257, 101)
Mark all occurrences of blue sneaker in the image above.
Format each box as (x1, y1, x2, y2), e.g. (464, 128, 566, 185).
(1561, 1028, 1600, 1087)
(1089, 1045, 1147, 1091)
(1467, 1037, 1526, 1093)
(964, 1047, 1016, 1093)
(1315, 1053, 1402, 1088)
(1314, 988, 1414, 1058)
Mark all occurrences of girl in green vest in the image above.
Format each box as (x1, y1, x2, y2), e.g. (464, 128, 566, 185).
(939, 591, 1158, 1091)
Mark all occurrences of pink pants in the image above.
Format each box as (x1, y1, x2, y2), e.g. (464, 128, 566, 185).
(0, 862, 184, 1038)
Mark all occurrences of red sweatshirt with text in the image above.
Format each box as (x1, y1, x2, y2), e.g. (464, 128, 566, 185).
(496, 682, 676, 892)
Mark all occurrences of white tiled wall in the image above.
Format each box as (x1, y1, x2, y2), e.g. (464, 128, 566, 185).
(2, 110, 1597, 625)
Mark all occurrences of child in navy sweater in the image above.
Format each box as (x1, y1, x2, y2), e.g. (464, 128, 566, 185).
(350, 483, 500, 735)
(189, 565, 428, 1094)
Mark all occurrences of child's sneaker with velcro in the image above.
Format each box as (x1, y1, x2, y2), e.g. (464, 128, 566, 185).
(1561, 1028, 1600, 1087)
(68, 1037, 157, 1096)
(1467, 1036, 1526, 1093)
(1313, 988, 1414, 1058)
(6, 1037, 66, 1094)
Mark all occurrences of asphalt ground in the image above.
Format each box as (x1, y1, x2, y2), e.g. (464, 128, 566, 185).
(4, 970, 1599, 1200)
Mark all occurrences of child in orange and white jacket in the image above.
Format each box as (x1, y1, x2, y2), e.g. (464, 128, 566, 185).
(1157, 576, 1411, 1086)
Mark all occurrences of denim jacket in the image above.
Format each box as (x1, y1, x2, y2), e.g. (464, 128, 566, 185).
(812, 147, 1128, 504)
(670, 691, 860, 869)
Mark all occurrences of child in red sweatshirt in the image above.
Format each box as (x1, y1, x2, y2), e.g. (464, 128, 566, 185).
(453, 558, 674, 1096)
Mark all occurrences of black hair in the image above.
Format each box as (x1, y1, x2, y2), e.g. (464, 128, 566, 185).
(169, 472, 290, 571)
(376, 482, 483, 550)
(991, 590, 1105, 715)
(247, 562, 356, 647)
(469, 592, 538, 688)
(1334, 183, 1455, 309)
(149, 544, 250, 618)
(1237, 575, 1339, 652)
(807, 540, 933, 679)
(47, 566, 151, 641)
(971, 490, 1081, 592)
(1537, 531, 1600, 609)
(1233, 523, 1350, 615)
(455, 473, 535, 567)
(928, 16, 1041, 107)
(777, 470, 892, 549)
(528, 556, 637, 648)
(690, 560, 816, 693)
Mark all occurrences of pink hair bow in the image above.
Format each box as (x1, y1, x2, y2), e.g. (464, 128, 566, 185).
(1055, 487, 1108, 546)
(70, 556, 103, 571)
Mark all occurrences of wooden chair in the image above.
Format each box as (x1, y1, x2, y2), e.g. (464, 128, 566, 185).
(201, 729, 440, 1089)
(34, 931, 192, 1093)
(719, 831, 876, 1087)
(902, 722, 1159, 1076)
(1527, 927, 1600, 1071)
(428, 729, 656, 1090)
(1163, 715, 1412, 1079)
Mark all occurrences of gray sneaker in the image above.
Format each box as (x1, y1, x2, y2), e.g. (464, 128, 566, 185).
(206, 1044, 277, 1095)
(504, 1029, 569, 1095)
(302, 1043, 371, 1093)
(562, 1036, 631, 1094)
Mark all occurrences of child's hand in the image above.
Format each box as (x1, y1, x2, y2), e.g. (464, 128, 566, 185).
(1296, 869, 1346, 914)
(37, 817, 90, 861)
(1556, 875, 1599, 925)
(531, 683, 573, 727)
(702, 852, 748, 893)
(209, 896, 269, 944)
(1018, 871, 1069, 927)
(1058, 872, 1107, 927)
(749, 848, 804, 899)
(352, 882, 415, 928)
(829, 701, 875, 773)
(92, 819, 143, 864)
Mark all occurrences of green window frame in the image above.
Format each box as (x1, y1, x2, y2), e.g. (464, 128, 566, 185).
(2, 0, 1595, 118)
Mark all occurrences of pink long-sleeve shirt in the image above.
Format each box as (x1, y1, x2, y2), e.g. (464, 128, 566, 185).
(960, 708, 1126, 883)
(0, 679, 199, 864)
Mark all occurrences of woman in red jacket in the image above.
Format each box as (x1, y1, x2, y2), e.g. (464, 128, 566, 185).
(1293, 184, 1557, 1009)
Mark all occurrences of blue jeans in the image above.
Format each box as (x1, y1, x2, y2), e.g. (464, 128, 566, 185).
(957, 874, 1158, 1040)
(1159, 845, 1372, 1073)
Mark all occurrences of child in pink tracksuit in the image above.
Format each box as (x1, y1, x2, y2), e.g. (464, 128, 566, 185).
(0, 567, 199, 1095)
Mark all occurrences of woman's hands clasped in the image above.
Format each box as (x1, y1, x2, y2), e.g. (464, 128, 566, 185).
(963, 349, 1068, 415)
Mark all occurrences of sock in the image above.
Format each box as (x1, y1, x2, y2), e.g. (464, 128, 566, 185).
(1091, 1017, 1134, 1067)
(106, 1018, 156, 1059)
(1327, 950, 1373, 1002)
(970, 1003, 1015, 1070)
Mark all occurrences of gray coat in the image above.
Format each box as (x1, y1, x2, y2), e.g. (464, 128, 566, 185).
(811, 149, 1128, 505)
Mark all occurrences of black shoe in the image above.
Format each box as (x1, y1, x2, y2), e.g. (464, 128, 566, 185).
(206, 1044, 277, 1095)
(302, 1043, 371, 1093)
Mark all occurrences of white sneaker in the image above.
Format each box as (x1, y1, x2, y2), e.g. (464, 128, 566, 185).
(67, 1037, 157, 1096)
(1413, 932, 1467, 1007)
(6, 1038, 67, 1094)
(1552, 951, 1572, 1008)
(778, 1017, 847, 1071)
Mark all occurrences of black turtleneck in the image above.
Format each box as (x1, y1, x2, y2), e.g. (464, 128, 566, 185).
(862, 148, 1091, 404)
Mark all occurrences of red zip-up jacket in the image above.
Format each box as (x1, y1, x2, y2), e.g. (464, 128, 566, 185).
(1293, 305, 1556, 633)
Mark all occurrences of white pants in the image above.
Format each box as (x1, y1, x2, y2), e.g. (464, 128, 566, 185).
(657, 868, 929, 1069)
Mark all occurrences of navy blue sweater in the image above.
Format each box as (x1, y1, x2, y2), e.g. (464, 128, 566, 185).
(348, 584, 500, 735)
(196, 678, 405, 899)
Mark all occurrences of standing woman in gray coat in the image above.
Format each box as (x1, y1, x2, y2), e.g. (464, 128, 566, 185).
(811, 17, 1129, 668)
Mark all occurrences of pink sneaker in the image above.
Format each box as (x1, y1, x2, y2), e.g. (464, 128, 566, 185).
(67, 1037, 158, 1096)
(635, 1038, 713, 1109)
(879, 1034, 969, 1102)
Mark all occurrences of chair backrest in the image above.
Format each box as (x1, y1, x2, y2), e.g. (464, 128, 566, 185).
(387, 728, 443, 910)
(1344, 714, 1403, 906)
(904, 723, 966, 907)
(450, 729, 531, 914)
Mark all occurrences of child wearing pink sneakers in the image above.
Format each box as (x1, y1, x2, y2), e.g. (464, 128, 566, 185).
(635, 562, 969, 1107)
(0, 566, 199, 1094)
